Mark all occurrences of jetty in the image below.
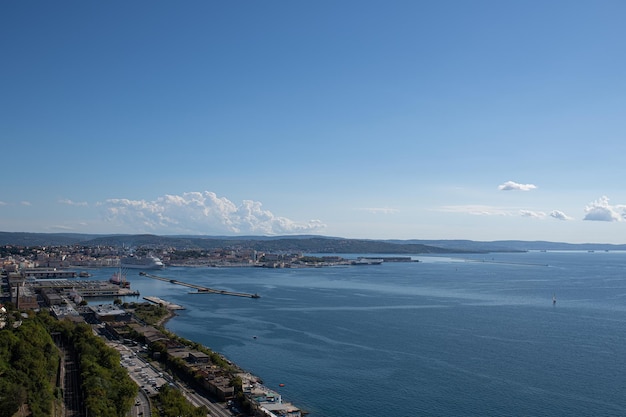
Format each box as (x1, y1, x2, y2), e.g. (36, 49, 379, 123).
(140, 272, 260, 298)
(144, 296, 185, 310)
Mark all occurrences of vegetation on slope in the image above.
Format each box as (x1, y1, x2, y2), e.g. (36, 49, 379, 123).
(154, 384, 209, 417)
(122, 301, 169, 325)
(0, 306, 138, 417)
(65, 322, 137, 417)
(0, 310, 60, 417)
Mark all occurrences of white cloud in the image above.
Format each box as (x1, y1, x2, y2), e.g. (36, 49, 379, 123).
(48, 225, 77, 231)
(358, 207, 400, 214)
(520, 210, 546, 219)
(498, 181, 537, 191)
(0, 201, 6, 206)
(439, 205, 514, 216)
(20, 201, 32, 206)
(442, 205, 573, 221)
(59, 199, 88, 207)
(102, 191, 326, 235)
(550, 210, 574, 221)
(583, 196, 626, 222)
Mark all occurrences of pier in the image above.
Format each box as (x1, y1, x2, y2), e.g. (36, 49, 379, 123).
(140, 272, 260, 298)
(144, 296, 185, 310)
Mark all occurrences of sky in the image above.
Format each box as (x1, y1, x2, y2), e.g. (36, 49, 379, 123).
(2, 1, 626, 243)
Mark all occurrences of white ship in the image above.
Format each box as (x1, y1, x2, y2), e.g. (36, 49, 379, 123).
(120, 254, 164, 270)
(352, 257, 384, 265)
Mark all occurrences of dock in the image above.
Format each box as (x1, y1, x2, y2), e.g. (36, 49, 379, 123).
(140, 272, 260, 299)
(30, 279, 140, 297)
(144, 296, 185, 310)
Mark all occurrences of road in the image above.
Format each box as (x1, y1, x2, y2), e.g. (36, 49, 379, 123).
(176, 380, 233, 417)
(112, 341, 235, 417)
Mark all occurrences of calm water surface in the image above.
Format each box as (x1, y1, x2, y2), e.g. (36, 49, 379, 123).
(94, 251, 626, 416)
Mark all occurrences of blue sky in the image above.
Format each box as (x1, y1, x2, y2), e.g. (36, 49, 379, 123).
(2, 1, 625, 243)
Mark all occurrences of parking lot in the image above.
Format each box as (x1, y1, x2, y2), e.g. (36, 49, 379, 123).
(112, 344, 169, 396)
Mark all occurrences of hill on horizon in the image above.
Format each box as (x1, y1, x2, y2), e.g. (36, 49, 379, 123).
(0, 232, 625, 253)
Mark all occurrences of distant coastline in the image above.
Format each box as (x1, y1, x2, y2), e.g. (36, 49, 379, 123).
(2, 231, 625, 253)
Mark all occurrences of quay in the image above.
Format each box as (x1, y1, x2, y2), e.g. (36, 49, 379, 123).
(22, 268, 77, 279)
(139, 272, 260, 298)
(30, 279, 140, 297)
(144, 296, 185, 310)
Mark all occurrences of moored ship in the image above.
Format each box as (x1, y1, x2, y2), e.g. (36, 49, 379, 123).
(110, 268, 130, 288)
(120, 254, 164, 269)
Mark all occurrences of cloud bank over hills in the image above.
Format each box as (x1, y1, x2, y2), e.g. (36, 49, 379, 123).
(35, 186, 626, 242)
(101, 191, 326, 235)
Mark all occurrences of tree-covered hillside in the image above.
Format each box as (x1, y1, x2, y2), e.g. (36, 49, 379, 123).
(0, 308, 137, 417)
(0, 310, 60, 417)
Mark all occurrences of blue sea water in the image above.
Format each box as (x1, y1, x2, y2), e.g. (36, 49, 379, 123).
(96, 251, 626, 416)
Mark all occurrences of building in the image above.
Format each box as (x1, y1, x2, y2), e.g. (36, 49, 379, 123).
(13, 283, 38, 310)
(189, 351, 210, 363)
(21, 268, 77, 279)
(242, 378, 302, 417)
(40, 288, 64, 306)
(89, 304, 132, 322)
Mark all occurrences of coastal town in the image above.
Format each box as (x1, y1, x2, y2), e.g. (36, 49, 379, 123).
(0, 244, 319, 417)
(0, 243, 414, 417)
(0, 242, 409, 269)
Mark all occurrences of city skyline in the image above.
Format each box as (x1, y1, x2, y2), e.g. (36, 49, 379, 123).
(2, 1, 625, 243)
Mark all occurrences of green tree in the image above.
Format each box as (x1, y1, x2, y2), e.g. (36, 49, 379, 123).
(0, 309, 60, 416)
(156, 384, 209, 417)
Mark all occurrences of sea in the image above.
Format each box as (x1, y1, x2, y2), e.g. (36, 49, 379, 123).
(88, 251, 626, 416)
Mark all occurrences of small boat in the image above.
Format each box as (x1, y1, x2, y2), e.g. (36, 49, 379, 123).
(279, 383, 285, 387)
(552, 294, 557, 305)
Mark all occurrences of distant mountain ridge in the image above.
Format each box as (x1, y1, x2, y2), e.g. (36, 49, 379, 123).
(387, 239, 626, 252)
(1, 232, 625, 253)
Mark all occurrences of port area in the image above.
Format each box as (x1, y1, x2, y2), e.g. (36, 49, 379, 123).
(140, 272, 260, 299)
(30, 279, 140, 297)
(143, 296, 185, 310)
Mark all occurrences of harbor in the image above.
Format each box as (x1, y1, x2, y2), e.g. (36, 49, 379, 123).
(139, 272, 260, 298)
